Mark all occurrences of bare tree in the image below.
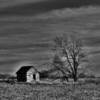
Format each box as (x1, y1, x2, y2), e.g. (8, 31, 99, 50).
(52, 34, 86, 82)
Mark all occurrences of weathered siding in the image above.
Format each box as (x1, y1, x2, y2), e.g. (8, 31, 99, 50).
(36, 73, 40, 82)
(17, 74, 26, 82)
(16, 66, 40, 83)
(26, 68, 40, 82)
(27, 68, 35, 82)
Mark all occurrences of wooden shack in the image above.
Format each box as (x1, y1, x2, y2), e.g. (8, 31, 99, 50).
(16, 66, 40, 83)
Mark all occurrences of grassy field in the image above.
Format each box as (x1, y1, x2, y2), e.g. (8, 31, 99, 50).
(0, 82, 100, 100)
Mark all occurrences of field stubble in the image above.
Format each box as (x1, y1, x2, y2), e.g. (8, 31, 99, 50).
(0, 82, 100, 100)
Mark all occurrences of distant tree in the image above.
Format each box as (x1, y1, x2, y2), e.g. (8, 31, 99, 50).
(87, 74, 96, 78)
(78, 73, 87, 78)
(52, 34, 87, 82)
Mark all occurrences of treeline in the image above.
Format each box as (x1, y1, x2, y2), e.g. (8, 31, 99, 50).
(0, 74, 16, 83)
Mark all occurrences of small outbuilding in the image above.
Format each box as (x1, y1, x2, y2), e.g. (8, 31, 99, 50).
(16, 66, 40, 83)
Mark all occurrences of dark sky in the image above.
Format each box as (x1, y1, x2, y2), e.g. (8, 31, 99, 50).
(0, 0, 100, 16)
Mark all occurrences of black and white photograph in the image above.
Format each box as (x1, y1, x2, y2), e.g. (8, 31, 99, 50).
(0, 0, 100, 100)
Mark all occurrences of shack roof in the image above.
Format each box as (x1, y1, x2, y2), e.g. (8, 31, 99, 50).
(16, 66, 38, 74)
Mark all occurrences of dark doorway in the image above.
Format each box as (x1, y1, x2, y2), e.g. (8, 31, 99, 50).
(33, 74, 35, 80)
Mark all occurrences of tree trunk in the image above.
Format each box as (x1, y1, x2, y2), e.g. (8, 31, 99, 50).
(73, 61, 78, 82)
(72, 71, 78, 82)
(73, 75, 78, 82)
(65, 76, 69, 82)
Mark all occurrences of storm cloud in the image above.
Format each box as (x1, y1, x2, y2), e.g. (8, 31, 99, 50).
(0, 0, 100, 16)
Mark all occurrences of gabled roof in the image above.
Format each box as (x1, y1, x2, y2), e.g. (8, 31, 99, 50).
(16, 66, 37, 74)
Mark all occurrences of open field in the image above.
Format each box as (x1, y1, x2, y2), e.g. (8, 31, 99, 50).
(0, 82, 100, 100)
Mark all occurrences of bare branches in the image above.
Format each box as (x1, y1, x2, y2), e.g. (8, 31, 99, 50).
(52, 34, 86, 82)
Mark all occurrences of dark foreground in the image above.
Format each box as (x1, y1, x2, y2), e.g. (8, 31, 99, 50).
(0, 82, 100, 100)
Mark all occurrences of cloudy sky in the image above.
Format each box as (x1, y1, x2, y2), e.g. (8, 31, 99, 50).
(0, 0, 100, 76)
(0, 0, 79, 16)
(0, 0, 100, 16)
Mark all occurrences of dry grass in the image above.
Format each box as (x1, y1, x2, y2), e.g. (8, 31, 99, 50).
(0, 82, 100, 100)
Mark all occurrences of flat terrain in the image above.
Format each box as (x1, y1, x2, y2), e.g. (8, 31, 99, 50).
(0, 82, 100, 100)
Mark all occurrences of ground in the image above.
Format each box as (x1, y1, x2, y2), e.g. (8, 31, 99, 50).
(0, 82, 100, 100)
